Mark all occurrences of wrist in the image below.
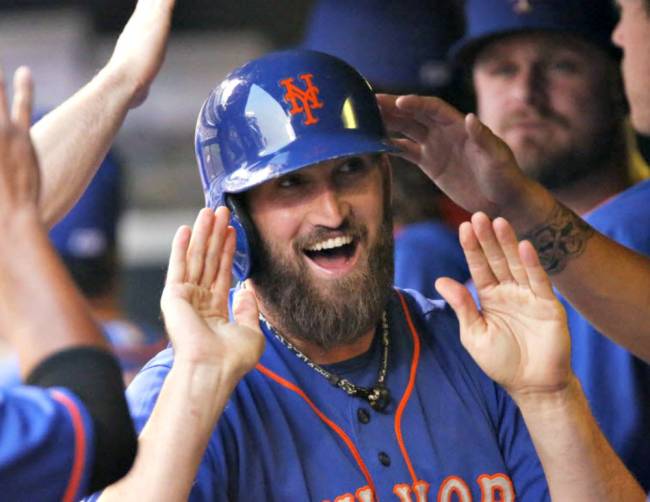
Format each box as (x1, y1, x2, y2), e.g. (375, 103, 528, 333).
(501, 181, 557, 235)
(511, 374, 582, 413)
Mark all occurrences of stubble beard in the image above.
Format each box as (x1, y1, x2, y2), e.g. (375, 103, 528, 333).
(250, 213, 394, 351)
(505, 113, 625, 191)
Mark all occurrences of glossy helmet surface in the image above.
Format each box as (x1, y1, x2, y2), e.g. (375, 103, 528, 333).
(195, 49, 396, 280)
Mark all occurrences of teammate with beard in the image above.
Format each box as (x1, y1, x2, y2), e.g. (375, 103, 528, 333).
(381, 0, 650, 491)
(88, 50, 645, 501)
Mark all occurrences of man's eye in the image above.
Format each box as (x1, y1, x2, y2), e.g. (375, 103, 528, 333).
(487, 63, 518, 77)
(550, 60, 579, 74)
(338, 158, 365, 174)
(278, 175, 301, 188)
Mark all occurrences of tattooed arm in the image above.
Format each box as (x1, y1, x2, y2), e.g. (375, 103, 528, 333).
(378, 94, 650, 362)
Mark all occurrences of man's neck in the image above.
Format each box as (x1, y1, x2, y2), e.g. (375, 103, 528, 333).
(551, 165, 630, 215)
(259, 305, 376, 365)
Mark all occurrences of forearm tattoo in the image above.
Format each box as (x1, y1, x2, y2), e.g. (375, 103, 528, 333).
(521, 203, 595, 275)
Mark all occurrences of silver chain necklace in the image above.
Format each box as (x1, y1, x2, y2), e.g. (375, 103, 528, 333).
(260, 312, 391, 412)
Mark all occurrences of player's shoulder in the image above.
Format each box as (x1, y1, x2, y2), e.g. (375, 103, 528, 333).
(125, 347, 174, 431)
(394, 288, 459, 337)
(585, 179, 650, 250)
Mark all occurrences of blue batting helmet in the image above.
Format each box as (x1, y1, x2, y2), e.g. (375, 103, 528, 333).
(450, 0, 620, 65)
(195, 49, 397, 280)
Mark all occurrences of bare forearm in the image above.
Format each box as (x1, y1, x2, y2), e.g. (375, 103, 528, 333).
(515, 377, 644, 501)
(0, 209, 108, 377)
(100, 361, 241, 500)
(32, 69, 134, 227)
(508, 199, 650, 362)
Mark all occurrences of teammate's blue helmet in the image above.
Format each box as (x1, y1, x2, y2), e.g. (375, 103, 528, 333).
(195, 49, 397, 280)
(449, 0, 620, 65)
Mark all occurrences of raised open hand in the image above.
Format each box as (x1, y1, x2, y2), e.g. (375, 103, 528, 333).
(0, 67, 40, 214)
(161, 207, 264, 378)
(435, 212, 571, 398)
(377, 95, 550, 220)
(104, 0, 176, 108)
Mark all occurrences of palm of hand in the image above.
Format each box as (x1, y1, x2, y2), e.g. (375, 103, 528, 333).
(468, 283, 571, 396)
(421, 120, 522, 215)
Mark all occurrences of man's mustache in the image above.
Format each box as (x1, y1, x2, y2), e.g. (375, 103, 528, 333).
(500, 109, 571, 130)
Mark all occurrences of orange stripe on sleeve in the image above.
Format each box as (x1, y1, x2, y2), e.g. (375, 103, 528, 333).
(51, 390, 88, 502)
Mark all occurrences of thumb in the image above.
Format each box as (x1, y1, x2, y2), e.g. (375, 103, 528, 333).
(232, 288, 261, 333)
(465, 113, 500, 152)
(435, 277, 483, 333)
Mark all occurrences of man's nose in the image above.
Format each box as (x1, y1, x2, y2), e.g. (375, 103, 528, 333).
(510, 65, 547, 109)
(307, 185, 350, 228)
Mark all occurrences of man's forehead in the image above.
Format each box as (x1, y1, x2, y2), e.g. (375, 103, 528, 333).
(474, 31, 598, 64)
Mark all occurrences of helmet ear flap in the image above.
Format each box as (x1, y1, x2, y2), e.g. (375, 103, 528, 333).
(226, 195, 259, 281)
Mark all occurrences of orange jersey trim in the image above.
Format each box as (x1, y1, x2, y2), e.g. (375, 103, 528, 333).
(51, 390, 88, 502)
(255, 363, 378, 499)
(394, 290, 422, 485)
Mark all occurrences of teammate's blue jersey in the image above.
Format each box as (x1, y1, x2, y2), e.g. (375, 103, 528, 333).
(565, 178, 650, 491)
(124, 289, 548, 501)
(0, 386, 94, 501)
(394, 221, 470, 300)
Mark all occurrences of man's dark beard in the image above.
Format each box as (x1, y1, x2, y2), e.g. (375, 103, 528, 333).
(510, 111, 627, 191)
(250, 213, 394, 350)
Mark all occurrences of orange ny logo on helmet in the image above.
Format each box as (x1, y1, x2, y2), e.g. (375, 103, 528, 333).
(279, 73, 324, 126)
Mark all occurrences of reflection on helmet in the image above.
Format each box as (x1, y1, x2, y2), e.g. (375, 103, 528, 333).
(195, 49, 396, 280)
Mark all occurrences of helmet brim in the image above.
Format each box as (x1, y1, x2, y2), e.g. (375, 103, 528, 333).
(221, 130, 399, 195)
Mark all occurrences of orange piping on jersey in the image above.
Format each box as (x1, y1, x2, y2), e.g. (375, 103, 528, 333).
(394, 290, 422, 485)
(255, 363, 378, 500)
(51, 390, 87, 502)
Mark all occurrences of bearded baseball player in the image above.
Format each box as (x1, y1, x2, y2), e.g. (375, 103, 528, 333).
(87, 49, 642, 501)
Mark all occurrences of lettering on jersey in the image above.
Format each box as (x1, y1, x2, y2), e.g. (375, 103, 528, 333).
(438, 476, 472, 502)
(279, 73, 324, 126)
(511, 0, 532, 14)
(477, 474, 515, 502)
(325, 474, 514, 502)
(393, 480, 430, 502)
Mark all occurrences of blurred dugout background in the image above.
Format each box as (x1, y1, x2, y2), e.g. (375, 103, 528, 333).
(0, 0, 318, 329)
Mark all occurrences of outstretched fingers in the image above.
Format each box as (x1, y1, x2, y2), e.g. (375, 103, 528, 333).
(492, 217, 529, 286)
(186, 208, 216, 283)
(519, 240, 556, 300)
(435, 277, 483, 335)
(0, 69, 8, 126)
(376, 94, 429, 143)
(166, 225, 191, 285)
(458, 220, 498, 290)
(212, 225, 236, 300)
(200, 206, 231, 288)
(11, 67, 33, 130)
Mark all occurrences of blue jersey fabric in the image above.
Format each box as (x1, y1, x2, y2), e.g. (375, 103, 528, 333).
(394, 222, 470, 300)
(123, 289, 548, 501)
(0, 386, 94, 501)
(564, 179, 650, 491)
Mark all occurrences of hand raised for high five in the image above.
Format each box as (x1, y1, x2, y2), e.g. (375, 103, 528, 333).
(161, 207, 265, 379)
(377, 95, 554, 226)
(104, 0, 176, 108)
(436, 212, 572, 399)
(0, 67, 40, 215)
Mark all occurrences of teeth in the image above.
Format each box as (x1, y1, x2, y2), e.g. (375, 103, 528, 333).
(305, 235, 353, 252)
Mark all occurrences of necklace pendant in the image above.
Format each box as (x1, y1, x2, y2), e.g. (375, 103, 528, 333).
(368, 386, 391, 412)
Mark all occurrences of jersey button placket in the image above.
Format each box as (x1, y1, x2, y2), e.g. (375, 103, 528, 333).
(378, 451, 391, 467)
(357, 407, 371, 424)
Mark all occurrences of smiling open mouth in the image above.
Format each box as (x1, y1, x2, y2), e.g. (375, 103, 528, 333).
(303, 235, 359, 272)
